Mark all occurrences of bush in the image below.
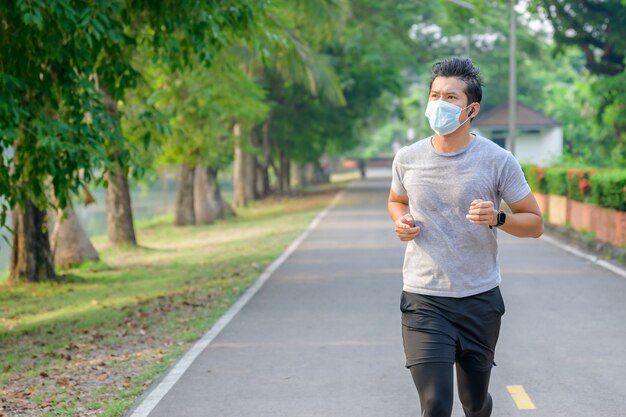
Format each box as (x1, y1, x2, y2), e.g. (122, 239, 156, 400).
(521, 164, 548, 194)
(544, 167, 569, 196)
(567, 168, 595, 202)
(523, 164, 626, 211)
(589, 171, 626, 211)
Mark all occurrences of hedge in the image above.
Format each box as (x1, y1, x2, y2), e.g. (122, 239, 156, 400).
(521, 165, 548, 194)
(589, 171, 626, 211)
(544, 167, 569, 196)
(522, 164, 626, 212)
(567, 168, 596, 203)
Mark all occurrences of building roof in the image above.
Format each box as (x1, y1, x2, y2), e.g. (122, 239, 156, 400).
(473, 102, 561, 128)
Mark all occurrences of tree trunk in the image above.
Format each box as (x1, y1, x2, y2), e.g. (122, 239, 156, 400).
(279, 149, 290, 192)
(51, 204, 99, 268)
(9, 200, 56, 283)
(297, 163, 307, 187)
(106, 166, 137, 245)
(247, 125, 262, 201)
(260, 115, 273, 197)
(175, 163, 195, 226)
(206, 168, 235, 219)
(255, 159, 265, 198)
(305, 163, 317, 185)
(244, 152, 257, 201)
(233, 123, 247, 208)
(296, 163, 316, 187)
(194, 164, 214, 225)
(205, 168, 223, 220)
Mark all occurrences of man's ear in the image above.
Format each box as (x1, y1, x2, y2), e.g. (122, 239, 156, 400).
(468, 103, 480, 118)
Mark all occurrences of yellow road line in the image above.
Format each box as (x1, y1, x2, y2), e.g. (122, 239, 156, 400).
(506, 385, 536, 410)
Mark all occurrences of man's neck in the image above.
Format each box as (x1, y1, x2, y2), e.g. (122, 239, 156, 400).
(432, 129, 474, 153)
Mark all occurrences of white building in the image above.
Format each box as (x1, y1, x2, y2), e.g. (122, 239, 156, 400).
(473, 102, 563, 166)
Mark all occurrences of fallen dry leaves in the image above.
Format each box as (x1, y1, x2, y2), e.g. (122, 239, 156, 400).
(0, 288, 218, 416)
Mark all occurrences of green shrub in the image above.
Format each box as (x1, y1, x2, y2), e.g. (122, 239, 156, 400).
(521, 164, 535, 189)
(544, 167, 569, 196)
(567, 168, 595, 202)
(589, 171, 626, 211)
(523, 164, 626, 211)
(521, 164, 548, 193)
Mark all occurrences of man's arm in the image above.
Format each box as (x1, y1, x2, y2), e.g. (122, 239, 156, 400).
(466, 192, 544, 238)
(388, 189, 420, 241)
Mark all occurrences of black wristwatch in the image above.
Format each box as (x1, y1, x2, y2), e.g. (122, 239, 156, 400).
(489, 211, 506, 229)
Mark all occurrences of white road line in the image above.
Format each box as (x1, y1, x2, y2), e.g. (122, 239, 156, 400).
(127, 188, 348, 417)
(540, 235, 626, 279)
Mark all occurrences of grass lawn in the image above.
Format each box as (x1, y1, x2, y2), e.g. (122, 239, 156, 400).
(0, 176, 356, 417)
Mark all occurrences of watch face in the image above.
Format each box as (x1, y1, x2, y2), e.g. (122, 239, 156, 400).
(498, 211, 506, 225)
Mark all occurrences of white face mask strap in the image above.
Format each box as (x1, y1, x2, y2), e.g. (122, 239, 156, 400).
(462, 103, 476, 125)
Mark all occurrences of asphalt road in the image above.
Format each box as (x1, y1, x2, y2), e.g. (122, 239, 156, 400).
(128, 169, 626, 417)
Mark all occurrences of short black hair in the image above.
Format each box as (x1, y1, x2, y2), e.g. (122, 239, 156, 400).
(429, 58, 483, 104)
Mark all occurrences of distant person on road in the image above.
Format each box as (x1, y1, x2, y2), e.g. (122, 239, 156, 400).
(358, 159, 367, 179)
(387, 58, 543, 417)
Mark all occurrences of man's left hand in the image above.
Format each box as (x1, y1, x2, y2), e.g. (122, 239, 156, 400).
(466, 199, 498, 227)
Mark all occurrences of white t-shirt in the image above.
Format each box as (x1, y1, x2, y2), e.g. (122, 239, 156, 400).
(391, 134, 531, 297)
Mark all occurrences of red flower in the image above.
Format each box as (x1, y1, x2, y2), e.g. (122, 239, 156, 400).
(578, 178, 590, 195)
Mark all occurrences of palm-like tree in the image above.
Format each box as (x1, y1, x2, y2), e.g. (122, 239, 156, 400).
(232, 0, 349, 207)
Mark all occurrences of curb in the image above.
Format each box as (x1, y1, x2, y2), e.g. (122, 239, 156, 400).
(540, 234, 626, 279)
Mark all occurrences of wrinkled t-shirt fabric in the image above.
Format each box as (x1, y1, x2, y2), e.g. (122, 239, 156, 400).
(391, 134, 531, 298)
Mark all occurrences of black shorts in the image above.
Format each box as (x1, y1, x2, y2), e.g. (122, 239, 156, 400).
(401, 286, 505, 371)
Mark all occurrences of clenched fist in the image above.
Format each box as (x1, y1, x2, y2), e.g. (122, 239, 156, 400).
(394, 213, 420, 241)
(466, 199, 498, 227)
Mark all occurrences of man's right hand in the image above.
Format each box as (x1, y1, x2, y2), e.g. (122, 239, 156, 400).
(394, 213, 420, 241)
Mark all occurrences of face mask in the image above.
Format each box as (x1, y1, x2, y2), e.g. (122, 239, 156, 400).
(425, 100, 474, 136)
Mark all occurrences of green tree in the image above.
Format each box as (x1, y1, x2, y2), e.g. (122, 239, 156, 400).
(0, 1, 267, 283)
(124, 48, 268, 225)
(534, 0, 625, 76)
(230, 0, 349, 205)
(105, 1, 268, 243)
(1, 1, 133, 283)
(258, 0, 434, 194)
(532, 0, 626, 166)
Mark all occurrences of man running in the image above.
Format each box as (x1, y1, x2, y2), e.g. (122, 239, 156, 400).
(388, 57, 543, 417)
